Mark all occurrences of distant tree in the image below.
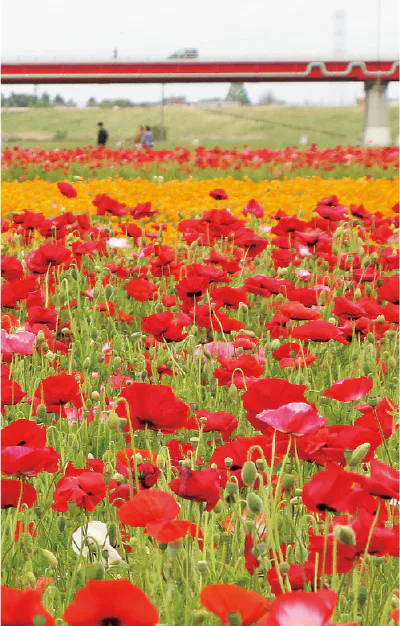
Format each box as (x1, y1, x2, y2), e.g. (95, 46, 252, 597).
(66, 99, 77, 108)
(40, 92, 51, 107)
(54, 94, 66, 105)
(225, 83, 250, 105)
(86, 97, 98, 107)
(258, 90, 277, 105)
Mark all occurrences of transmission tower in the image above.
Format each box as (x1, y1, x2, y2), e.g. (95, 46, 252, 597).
(333, 10, 346, 105)
(333, 10, 346, 60)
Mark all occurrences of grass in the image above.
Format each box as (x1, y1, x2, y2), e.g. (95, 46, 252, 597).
(2, 104, 399, 151)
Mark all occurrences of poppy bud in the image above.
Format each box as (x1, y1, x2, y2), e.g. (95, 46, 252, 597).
(241, 461, 257, 487)
(167, 542, 181, 558)
(392, 596, 400, 609)
(35, 404, 47, 420)
(358, 588, 368, 608)
(372, 555, 385, 565)
(107, 522, 118, 547)
(107, 411, 121, 430)
(256, 458, 266, 471)
(270, 339, 281, 350)
(247, 492, 263, 515)
(255, 542, 268, 556)
(41, 342, 49, 353)
(83, 357, 91, 369)
(192, 609, 208, 624)
(213, 500, 224, 514)
(104, 285, 113, 300)
(42, 549, 58, 568)
(33, 507, 43, 519)
(238, 302, 248, 313)
(354, 288, 362, 301)
(33, 617, 46, 626)
(226, 481, 239, 496)
(334, 525, 356, 546)
(328, 317, 337, 325)
(283, 474, 295, 489)
(197, 560, 208, 573)
(295, 540, 308, 563)
(224, 457, 233, 469)
(156, 454, 166, 469)
(347, 442, 370, 467)
(279, 561, 290, 574)
(85, 562, 105, 580)
(227, 611, 242, 626)
(57, 516, 66, 533)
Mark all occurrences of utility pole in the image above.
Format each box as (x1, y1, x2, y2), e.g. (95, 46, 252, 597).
(333, 10, 346, 105)
(160, 84, 165, 140)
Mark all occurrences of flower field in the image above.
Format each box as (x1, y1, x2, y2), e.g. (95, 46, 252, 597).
(1, 156, 399, 625)
(2, 145, 399, 181)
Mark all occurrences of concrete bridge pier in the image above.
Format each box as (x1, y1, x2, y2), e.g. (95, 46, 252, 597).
(363, 81, 391, 146)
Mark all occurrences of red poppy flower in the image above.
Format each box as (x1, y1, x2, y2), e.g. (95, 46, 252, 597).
(1, 255, 24, 281)
(244, 532, 260, 574)
(1, 585, 56, 626)
(290, 320, 348, 345)
(1, 479, 37, 509)
(25, 243, 71, 274)
(354, 397, 398, 439)
(1, 444, 60, 478)
(259, 589, 347, 626)
(169, 466, 222, 511)
(323, 376, 373, 402)
(176, 276, 210, 303)
(211, 286, 249, 309)
(27, 305, 58, 331)
(302, 463, 374, 514)
(145, 519, 193, 543)
(118, 489, 180, 527)
(52, 471, 106, 512)
(34, 374, 83, 413)
(117, 382, 189, 434)
(267, 560, 316, 596)
(1, 378, 26, 412)
(92, 193, 127, 217)
(2, 418, 47, 449)
(120, 223, 142, 238)
(142, 311, 187, 342)
(130, 201, 157, 218)
(242, 378, 309, 431)
(309, 532, 357, 575)
(57, 181, 77, 198)
(359, 457, 399, 500)
(279, 301, 322, 321)
(63, 579, 159, 626)
(209, 188, 228, 200)
(1, 275, 38, 308)
(188, 410, 238, 442)
(234, 228, 268, 258)
(243, 198, 264, 218)
(256, 402, 327, 436)
(213, 354, 263, 388)
(200, 584, 268, 625)
(377, 276, 399, 304)
(272, 343, 316, 369)
(126, 278, 158, 302)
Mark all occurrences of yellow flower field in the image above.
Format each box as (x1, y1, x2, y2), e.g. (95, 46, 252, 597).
(2, 177, 398, 239)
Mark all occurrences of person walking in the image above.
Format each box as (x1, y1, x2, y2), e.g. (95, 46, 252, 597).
(133, 125, 145, 148)
(142, 126, 154, 149)
(97, 122, 109, 147)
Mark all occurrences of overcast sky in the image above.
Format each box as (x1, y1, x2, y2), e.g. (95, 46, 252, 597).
(1, 0, 399, 105)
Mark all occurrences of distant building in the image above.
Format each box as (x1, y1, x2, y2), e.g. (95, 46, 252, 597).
(163, 96, 187, 106)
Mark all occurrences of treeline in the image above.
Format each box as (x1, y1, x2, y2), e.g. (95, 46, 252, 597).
(86, 97, 152, 108)
(1, 92, 76, 108)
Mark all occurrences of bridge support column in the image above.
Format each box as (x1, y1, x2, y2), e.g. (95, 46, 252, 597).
(363, 81, 391, 146)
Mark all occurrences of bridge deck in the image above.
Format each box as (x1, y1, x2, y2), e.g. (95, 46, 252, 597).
(2, 60, 399, 84)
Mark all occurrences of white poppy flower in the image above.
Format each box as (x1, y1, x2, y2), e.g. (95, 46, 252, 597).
(106, 237, 131, 249)
(72, 521, 122, 566)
